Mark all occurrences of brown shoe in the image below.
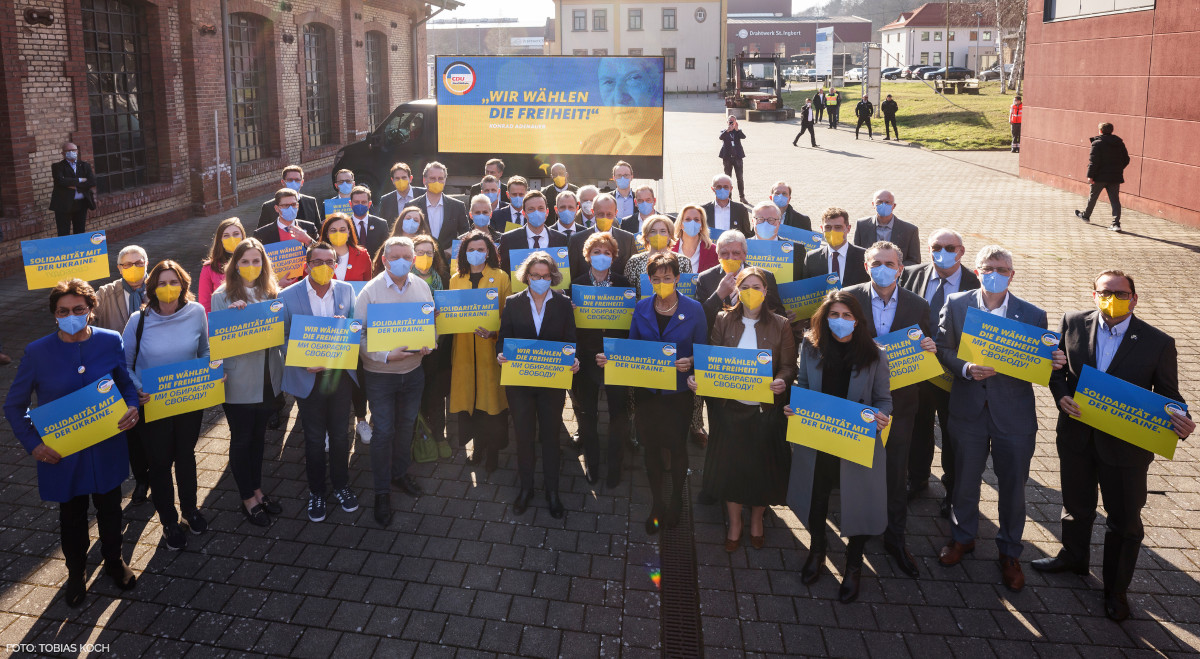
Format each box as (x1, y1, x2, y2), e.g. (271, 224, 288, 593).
(938, 540, 975, 567)
(0, 352, 11, 366)
(1000, 555, 1025, 591)
(750, 534, 765, 549)
(724, 536, 741, 553)
(690, 428, 708, 448)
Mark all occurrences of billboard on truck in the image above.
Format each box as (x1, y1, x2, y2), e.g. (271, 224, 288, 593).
(435, 55, 665, 179)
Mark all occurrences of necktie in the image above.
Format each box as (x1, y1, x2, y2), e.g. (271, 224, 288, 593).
(930, 277, 947, 321)
(533, 235, 540, 248)
(831, 251, 840, 279)
(358, 221, 367, 240)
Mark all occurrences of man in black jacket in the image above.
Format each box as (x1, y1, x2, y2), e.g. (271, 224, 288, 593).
(882, 94, 899, 140)
(854, 97, 874, 139)
(1075, 123, 1131, 233)
(792, 99, 819, 148)
(719, 116, 748, 203)
(811, 88, 826, 123)
(48, 142, 96, 236)
(256, 165, 321, 228)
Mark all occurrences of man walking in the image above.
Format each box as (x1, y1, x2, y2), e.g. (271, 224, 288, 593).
(855, 96, 874, 140)
(1075, 123, 1130, 233)
(49, 142, 96, 236)
(792, 100, 818, 147)
(882, 94, 899, 140)
(1008, 96, 1022, 153)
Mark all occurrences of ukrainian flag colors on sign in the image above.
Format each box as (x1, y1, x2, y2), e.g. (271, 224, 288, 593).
(785, 387, 879, 468)
(366, 302, 436, 352)
(1072, 365, 1188, 460)
(602, 338, 677, 390)
(142, 358, 225, 423)
(208, 299, 285, 360)
(874, 324, 943, 390)
(957, 306, 1059, 385)
(777, 224, 823, 250)
(778, 274, 840, 320)
(509, 247, 571, 293)
(694, 344, 774, 404)
(323, 198, 352, 219)
(28, 377, 128, 458)
(264, 239, 306, 281)
(744, 240, 796, 283)
(284, 315, 361, 371)
(572, 286, 636, 330)
(21, 231, 109, 290)
(500, 339, 576, 389)
(433, 288, 501, 334)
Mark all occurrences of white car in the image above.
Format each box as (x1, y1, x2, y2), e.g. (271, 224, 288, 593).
(844, 67, 865, 81)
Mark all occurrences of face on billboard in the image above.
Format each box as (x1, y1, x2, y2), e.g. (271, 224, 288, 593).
(597, 58, 662, 126)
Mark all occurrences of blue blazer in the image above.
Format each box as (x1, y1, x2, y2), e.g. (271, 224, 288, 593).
(490, 205, 520, 233)
(3, 328, 140, 502)
(627, 294, 708, 392)
(279, 279, 359, 398)
(935, 289, 1047, 437)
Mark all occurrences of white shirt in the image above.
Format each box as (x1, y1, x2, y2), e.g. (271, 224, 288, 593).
(524, 224, 549, 249)
(736, 316, 760, 405)
(1095, 315, 1131, 373)
(712, 201, 731, 231)
(529, 293, 548, 335)
(679, 243, 702, 273)
(385, 272, 411, 295)
(306, 278, 334, 317)
(827, 243, 850, 283)
(276, 218, 294, 234)
(426, 195, 445, 238)
(335, 252, 349, 281)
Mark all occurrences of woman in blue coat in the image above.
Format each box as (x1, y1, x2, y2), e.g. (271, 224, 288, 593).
(3, 279, 141, 607)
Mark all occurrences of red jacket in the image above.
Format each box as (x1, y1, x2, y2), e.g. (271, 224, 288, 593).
(673, 241, 718, 273)
(338, 246, 373, 281)
(1009, 103, 1022, 124)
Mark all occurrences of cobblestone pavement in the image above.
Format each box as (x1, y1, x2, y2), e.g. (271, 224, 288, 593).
(0, 96, 1198, 657)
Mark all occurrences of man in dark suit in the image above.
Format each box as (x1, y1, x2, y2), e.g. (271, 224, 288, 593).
(468, 158, 509, 205)
(541, 163, 578, 226)
(899, 228, 980, 516)
(497, 191, 568, 272)
(771, 181, 812, 231)
(853, 190, 921, 266)
(619, 185, 658, 234)
(319, 169, 358, 219)
(695, 229, 787, 332)
(253, 188, 319, 246)
(568, 194, 637, 280)
(377, 162, 425, 223)
(718, 116, 748, 203)
(1075, 122, 1131, 232)
(49, 142, 96, 236)
(804, 207, 868, 287)
(256, 165, 320, 228)
(346, 186, 390, 258)
(1037, 270, 1192, 621)
(550, 190, 587, 243)
(792, 99, 819, 148)
(845, 241, 936, 578)
(702, 174, 752, 237)
(405, 161, 469, 254)
(490, 176, 529, 233)
(934, 245, 1066, 592)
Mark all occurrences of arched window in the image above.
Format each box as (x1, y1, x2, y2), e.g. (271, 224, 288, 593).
(303, 23, 334, 148)
(228, 13, 271, 163)
(82, 0, 155, 193)
(365, 31, 389, 128)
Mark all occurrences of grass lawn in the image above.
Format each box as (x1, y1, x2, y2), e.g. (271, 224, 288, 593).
(782, 81, 1018, 151)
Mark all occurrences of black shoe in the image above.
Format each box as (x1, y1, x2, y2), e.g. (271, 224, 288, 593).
(105, 559, 137, 590)
(260, 495, 283, 515)
(883, 137, 891, 141)
(838, 567, 862, 603)
(907, 480, 929, 501)
(801, 548, 826, 585)
(183, 510, 208, 534)
(240, 503, 271, 527)
(546, 491, 565, 519)
(65, 575, 86, 608)
(1109, 223, 1122, 233)
(1031, 554, 1089, 575)
(1075, 209, 1090, 222)
(394, 474, 424, 497)
(697, 490, 717, 506)
(374, 493, 392, 527)
(164, 523, 187, 551)
(267, 411, 282, 430)
(131, 481, 150, 505)
(886, 543, 920, 578)
(939, 497, 952, 519)
(792, 141, 798, 147)
(1105, 591, 1131, 621)
(513, 488, 535, 515)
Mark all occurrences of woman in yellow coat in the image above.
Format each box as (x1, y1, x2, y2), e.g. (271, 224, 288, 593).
(448, 230, 511, 474)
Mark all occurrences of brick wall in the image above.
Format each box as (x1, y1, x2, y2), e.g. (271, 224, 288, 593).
(0, 0, 429, 276)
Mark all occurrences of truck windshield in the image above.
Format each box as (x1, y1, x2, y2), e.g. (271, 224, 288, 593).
(381, 111, 425, 149)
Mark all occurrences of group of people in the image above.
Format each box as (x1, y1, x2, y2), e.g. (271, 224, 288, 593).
(794, 89, 902, 148)
(5, 148, 1191, 620)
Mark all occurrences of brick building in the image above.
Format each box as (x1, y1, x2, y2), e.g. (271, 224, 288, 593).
(0, 0, 457, 270)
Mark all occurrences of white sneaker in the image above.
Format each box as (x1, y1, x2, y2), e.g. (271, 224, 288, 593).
(356, 420, 373, 445)
(325, 434, 329, 452)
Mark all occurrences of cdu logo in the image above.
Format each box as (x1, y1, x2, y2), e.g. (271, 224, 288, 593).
(442, 62, 476, 96)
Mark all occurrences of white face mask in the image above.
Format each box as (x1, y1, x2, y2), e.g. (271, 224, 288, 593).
(65, 151, 78, 161)
(581, 200, 594, 214)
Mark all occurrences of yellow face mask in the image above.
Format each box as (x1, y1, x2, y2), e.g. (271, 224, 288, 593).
(824, 230, 846, 248)
(739, 287, 765, 310)
(414, 254, 434, 273)
(595, 217, 614, 232)
(427, 182, 445, 195)
(155, 284, 181, 304)
(309, 264, 334, 286)
(238, 265, 261, 283)
(648, 234, 670, 251)
(1097, 294, 1131, 320)
(393, 177, 410, 193)
(221, 236, 242, 253)
(553, 175, 567, 188)
(120, 265, 145, 285)
(652, 281, 676, 299)
(328, 231, 349, 247)
(720, 259, 741, 274)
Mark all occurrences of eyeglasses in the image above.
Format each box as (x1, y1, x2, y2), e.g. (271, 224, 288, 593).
(277, 203, 299, 209)
(753, 216, 780, 224)
(528, 273, 552, 281)
(309, 259, 337, 268)
(118, 260, 147, 269)
(977, 266, 1012, 275)
(54, 305, 90, 318)
(929, 244, 961, 253)
(1095, 290, 1133, 300)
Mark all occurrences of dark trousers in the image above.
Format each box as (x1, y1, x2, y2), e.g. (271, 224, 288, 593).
(142, 410, 203, 527)
(884, 116, 899, 139)
(950, 415, 1036, 558)
(814, 105, 825, 122)
(351, 358, 367, 420)
(60, 486, 123, 577)
(459, 409, 509, 454)
(722, 157, 745, 198)
(224, 402, 270, 500)
(827, 106, 840, 128)
(1010, 123, 1021, 149)
(364, 368, 424, 494)
(793, 122, 817, 146)
(508, 386, 567, 492)
(126, 418, 151, 486)
(1083, 181, 1122, 222)
(810, 450, 869, 567)
(421, 354, 450, 444)
(54, 200, 88, 236)
(635, 390, 692, 510)
(855, 117, 873, 137)
(884, 386, 919, 547)
(1057, 436, 1148, 594)
(297, 372, 352, 495)
(909, 382, 956, 499)
(572, 364, 628, 477)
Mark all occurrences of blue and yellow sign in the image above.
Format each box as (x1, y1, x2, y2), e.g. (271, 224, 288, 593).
(366, 302, 436, 352)
(142, 357, 224, 422)
(744, 240, 796, 283)
(284, 315, 361, 370)
(435, 56, 664, 157)
(323, 197, 352, 219)
(500, 339, 576, 389)
(21, 231, 109, 290)
(1073, 365, 1188, 460)
(264, 239, 306, 281)
(777, 224, 824, 250)
(602, 338, 677, 390)
(28, 377, 128, 458)
(572, 286, 636, 329)
(639, 272, 698, 299)
(778, 273, 840, 320)
(785, 387, 879, 468)
(433, 288, 501, 334)
(509, 247, 571, 292)
(694, 344, 774, 403)
(875, 324, 943, 390)
(957, 307, 1059, 385)
(930, 368, 954, 393)
(208, 299, 285, 360)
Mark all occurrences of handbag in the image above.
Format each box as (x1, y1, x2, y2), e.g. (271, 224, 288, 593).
(411, 413, 439, 463)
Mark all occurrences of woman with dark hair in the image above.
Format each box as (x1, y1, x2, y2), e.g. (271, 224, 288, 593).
(199, 217, 246, 312)
(447, 230, 511, 474)
(123, 260, 210, 551)
(211, 238, 284, 527)
(4, 279, 141, 607)
(689, 267, 796, 551)
(785, 290, 892, 604)
(600, 252, 707, 534)
(321, 213, 374, 444)
(391, 206, 433, 242)
(497, 251, 580, 518)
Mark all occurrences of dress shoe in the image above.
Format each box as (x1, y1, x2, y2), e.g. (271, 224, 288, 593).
(546, 491, 565, 519)
(999, 555, 1025, 592)
(725, 536, 741, 552)
(394, 474, 424, 497)
(512, 488, 535, 515)
(1105, 591, 1131, 621)
(906, 480, 928, 501)
(938, 497, 952, 519)
(260, 495, 283, 515)
(64, 574, 86, 608)
(886, 543, 920, 578)
(131, 481, 150, 504)
(750, 534, 765, 550)
(374, 493, 392, 527)
(1031, 554, 1088, 575)
(240, 503, 270, 527)
(801, 548, 826, 585)
(938, 540, 975, 567)
(690, 429, 708, 448)
(105, 559, 137, 590)
(838, 567, 862, 603)
(1075, 209, 1090, 222)
(0, 352, 11, 366)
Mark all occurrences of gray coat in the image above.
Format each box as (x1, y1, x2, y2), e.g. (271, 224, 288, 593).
(210, 287, 283, 405)
(786, 341, 893, 537)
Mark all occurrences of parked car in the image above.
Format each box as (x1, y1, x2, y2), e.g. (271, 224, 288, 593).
(801, 68, 827, 82)
(900, 64, 927, 79)
(844, 67, 865, 81)
(881, 67, 902, 80)
(923, 66, 975, 80)
(909, 66, 939, 79)
(978, 63, 1015, 81)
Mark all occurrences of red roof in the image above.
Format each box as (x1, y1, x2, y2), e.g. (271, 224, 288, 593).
(881, 3, 996, 30)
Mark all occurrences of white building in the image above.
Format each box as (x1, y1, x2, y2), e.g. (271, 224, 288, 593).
(552, 1, 727, 92)
(879, 2, 1000, 71)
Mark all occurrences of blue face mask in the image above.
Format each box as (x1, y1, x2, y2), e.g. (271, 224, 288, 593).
(352, 203, 369, 217)
(870, 264, 898, 287)
(682, 220, 702, 237)
(615, 176, 631, 190)
(526, 210, 547, 227)
(279, 206, 298, 222)
(509, 195, 524, 210)
(714, 188, 731, 201)
(466, 249, 488, 267)
(528, 278, 552, 295)
(402, 218, 421, 234)
(637, 201, 654, 216)
(57, 313, 88, 335)
(590, 253, 612, 271)
(772, 194, 789, 208)
(484, 192, 499, 205)
(828, 317, 856, 339)
(387, 257, 413, 278)
(557, 209, 576, 226)
(876, 202, 894, 217)
(981, 271, 1010, 294)
(931, 248, 957, 269)
(284, 180, 303, 192)
(337, 181, 353, 195)
(755, 222, 777, 239)
(472, 213, 490, 227)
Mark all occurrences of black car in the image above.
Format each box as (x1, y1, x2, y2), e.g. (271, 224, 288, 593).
(909, 66, 939, 79)
(979, 64, 1014, 81)
(922, 66, 975, 80)
(881, 67, 902, 80)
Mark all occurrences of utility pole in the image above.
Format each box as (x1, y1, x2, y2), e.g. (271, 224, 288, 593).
(974, 10, 982, 73)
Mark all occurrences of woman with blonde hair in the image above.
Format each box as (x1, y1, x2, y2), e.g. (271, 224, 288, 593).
(199, 218, 245, 312)
(672, 205, 718, 274)
(624, 214, 692, 295)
